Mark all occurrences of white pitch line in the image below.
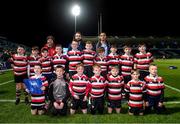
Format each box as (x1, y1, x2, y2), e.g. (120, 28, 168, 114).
(0, 80, 14, 86)
(1, 69, 13, 72)
(0, 100, 15, 102)
(165, 101, 180, 104)
(0, 100, 26, 103)
(165, 84, 180, 93)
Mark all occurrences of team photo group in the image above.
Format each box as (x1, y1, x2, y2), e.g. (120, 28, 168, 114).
(10, 32, 166, 116)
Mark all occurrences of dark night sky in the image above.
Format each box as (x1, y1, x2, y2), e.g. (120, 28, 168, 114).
(0, 0, 179, 47)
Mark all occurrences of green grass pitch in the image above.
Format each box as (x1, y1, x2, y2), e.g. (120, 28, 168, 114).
(0, 59, 180, 123)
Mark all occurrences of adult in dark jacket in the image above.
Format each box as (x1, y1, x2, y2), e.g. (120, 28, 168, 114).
(68, 32, 85, 51)
(96, 32, 110, 56)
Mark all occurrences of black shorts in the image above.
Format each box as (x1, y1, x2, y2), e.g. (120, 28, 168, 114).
(69, 71, 77, 78)
(129, 106, 144, 114)
(84, 66, 93, 78)
(107, 100, 121, 108)
(51, 102, 68, 116)
(123, 75, 131, 84)
(14, 74, 27, 83)
(147, 95, 161, 108)
(139, 71, 149, 81)
(90, 97, 104, 114)
(31, 105, 44, 110)
(101, 71, 107, 79)
(71, 95, 87, 110)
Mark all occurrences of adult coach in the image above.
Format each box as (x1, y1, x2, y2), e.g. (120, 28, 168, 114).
(44, 35, 56, 56)
(68, 32, 85, 51)
(96, 32, 110, 56)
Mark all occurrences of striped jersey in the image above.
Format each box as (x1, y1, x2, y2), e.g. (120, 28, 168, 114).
(107, 53, 120, 71)
(28, 55, 41, 76)
(30, 74, 48, 107)
(69, 74, 90, 96)
(134, 52, 153, 71)
(94, 56, 108, 72)
(67, 50, 83, 72)
(11, 54, 28, 76)
(39, 56, 52, 75)
(52, 53, 67, 69)
(144, 75, 165, 97)
(107, 74, 124, 100)
(82, 49, 96, 66)
(120, 54, 134, 76)
(89, 75, 107, 99)
(125, 80, 146, 108)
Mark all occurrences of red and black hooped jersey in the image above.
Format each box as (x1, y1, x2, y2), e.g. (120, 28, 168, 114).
(134, 52, 153, 71)
(107, 53, 120, 71)
(94, 56, 108, 72)
(28, 55, 41, 76)
(125, 80, 146, 108)
(89, 75, 107, 99)
(30, 75, 48, 107)
(120, 54, 134, 76)
(11, 54, 28, 76)
(107, 74, 124, 100)
(39, 56, 52, 75)
(144, 75, 165, 97)
(52, 54, 67, 69)
(67, 50, 83, 72)
(82, 49, 96, 66)
(69, 74, 90, 96)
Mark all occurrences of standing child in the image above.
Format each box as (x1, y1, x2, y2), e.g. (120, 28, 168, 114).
(39, 47, 52, 82)
(39, 47, 52, 107)
(28, 46, 41, 77)
(94, 47, 108, 78)
(107, 44, 120, 73)
(144, 64, 165, 114)
(67, 40, 83, 78)
(10, 45, 29, 105)
(125, 69, 146, 115)
(107, 66, 124, 114)
(69, 63, 90, 114)
(134, 43, 153, 81)
(89, 64, 107, 114)
(120, 45, 134, 84)
(29, 64, 48, 115)
(52, 44, 67, 70)
(82, 41, 96, 78)
(48, 65, 70, 116)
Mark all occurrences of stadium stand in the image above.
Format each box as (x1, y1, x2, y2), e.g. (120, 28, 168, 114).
(1, 35, 180, 67)
(0, 36, 31, 70)
(83, 36, 180, 58)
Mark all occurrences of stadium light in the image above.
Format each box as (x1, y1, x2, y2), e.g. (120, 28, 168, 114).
(71, 4, 80, 33)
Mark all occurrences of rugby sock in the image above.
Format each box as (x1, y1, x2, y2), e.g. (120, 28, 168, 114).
(16, 89, 21, 99)
(23, 89, 29, 97)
